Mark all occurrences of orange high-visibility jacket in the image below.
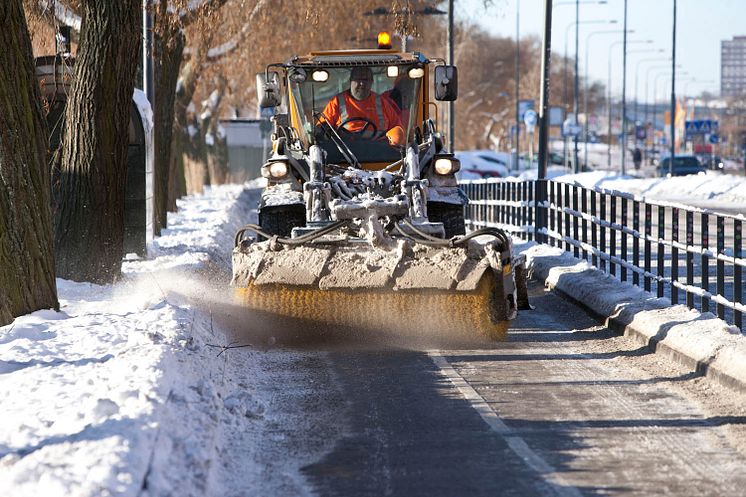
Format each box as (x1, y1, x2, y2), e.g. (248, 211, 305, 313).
(322, 90, 403, 136)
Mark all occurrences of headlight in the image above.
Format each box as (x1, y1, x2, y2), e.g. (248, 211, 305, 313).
(434, 157, 461, 175)
(261, 161, 290, 179)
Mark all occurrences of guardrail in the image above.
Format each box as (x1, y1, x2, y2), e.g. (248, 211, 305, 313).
(461, 178, 746, 331)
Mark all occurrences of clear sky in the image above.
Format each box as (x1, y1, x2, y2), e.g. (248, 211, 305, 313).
(456, 0, 746, 100)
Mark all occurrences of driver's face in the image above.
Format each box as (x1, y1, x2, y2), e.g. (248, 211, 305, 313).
(350, 69, 373, 101)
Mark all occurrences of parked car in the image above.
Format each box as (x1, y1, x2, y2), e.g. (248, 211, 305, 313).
(656, 155, 707, 177)
(455, 150, 510, 179)
(697, 154, 724, 171)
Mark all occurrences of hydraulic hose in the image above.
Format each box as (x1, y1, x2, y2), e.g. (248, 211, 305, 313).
(397, 219, 510, 250)
(234, 220, 349, 248)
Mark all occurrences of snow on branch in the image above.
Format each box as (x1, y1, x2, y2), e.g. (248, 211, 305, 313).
(37, 0, 82, 32)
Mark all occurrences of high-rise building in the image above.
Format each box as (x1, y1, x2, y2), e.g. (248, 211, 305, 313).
(722, 36, 746, 97)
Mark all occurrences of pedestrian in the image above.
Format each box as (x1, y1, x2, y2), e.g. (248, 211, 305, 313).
(633, 147, 642, 171)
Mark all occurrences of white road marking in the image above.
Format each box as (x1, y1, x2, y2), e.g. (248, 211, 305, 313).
(428, 351, 584, 497)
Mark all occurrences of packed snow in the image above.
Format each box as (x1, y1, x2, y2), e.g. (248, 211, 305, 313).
(2, 168, 746, 496)
(0, 183, 280, 497)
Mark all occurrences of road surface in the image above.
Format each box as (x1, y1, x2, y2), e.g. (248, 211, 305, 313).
(219, 280, 746, 496)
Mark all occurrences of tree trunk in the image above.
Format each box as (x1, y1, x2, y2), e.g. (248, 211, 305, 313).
(0, 0, 59, 325)
(53, 0, 142, 284)
(170, 45, 207, 201)
(153, 9, 185, 234)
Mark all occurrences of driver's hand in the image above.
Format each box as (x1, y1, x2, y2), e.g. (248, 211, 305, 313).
(386, 126, 405, 146)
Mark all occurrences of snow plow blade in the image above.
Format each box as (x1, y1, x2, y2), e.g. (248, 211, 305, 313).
(231, 237, 528, 340)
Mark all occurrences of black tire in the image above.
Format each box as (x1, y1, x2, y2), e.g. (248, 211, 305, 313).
(427, 202, 466, 238)
(258, 205, 306, 238)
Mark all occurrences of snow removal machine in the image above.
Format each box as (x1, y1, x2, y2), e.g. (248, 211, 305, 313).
(232, 32, 529, 339)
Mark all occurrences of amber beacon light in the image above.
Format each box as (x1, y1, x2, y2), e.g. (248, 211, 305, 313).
(377, 31, 392, 49)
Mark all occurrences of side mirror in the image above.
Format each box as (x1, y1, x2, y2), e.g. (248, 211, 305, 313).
(434, 65, 458, 101)
(256, 72, 281, 109)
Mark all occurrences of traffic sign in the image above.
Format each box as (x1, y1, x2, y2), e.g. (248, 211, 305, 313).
(524, 109, 538, 130)
(709, 134, 720, 144)
(685, 119, 719, 138)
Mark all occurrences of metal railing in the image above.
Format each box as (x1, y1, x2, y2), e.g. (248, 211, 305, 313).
(461, 178, 746, 331)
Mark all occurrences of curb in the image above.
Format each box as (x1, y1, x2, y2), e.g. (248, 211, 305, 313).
(521, 245, 746, 394)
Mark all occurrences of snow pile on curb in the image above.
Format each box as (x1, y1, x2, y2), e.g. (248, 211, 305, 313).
(555, 170, 746, 208)
(0, 183, 260, 497)
(519, 242, 746, 392)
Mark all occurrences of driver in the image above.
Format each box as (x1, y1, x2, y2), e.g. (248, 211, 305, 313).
(320, 66, 405, 147)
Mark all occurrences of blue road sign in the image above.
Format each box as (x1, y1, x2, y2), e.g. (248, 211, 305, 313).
(709, 134, 720, 144)
(524, 109, 538, 128)
(685, 119, 719, 138)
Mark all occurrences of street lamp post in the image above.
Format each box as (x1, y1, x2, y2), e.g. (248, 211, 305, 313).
(606, 40, 652, 168)
(633, 53, 666, 124)
(669, 0, 678, 175)
(555, 1, 608, 169)
(644, 64, 678, 152)
(515, 0, 520, 172)
(653, 70, 686, 152)
(584, 28, 627, 171)
(620, 0, 629, 174)
(564, 19, 614, 170)
(448, 0, 454, 152)
(536, 0, 553, 243)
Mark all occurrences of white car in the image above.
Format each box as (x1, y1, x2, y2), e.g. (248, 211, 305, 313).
(455, 150, 511, 180)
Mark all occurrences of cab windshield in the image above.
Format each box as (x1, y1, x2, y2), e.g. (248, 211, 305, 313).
(288, 65, 422, 165)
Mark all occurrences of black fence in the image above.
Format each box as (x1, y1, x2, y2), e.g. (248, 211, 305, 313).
(461, 179, 746, 331)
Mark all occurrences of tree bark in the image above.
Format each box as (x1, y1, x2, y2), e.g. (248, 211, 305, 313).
(0, 0, 59, 325)
(152, 3, 185, 234)
(53, 0, 142, 284)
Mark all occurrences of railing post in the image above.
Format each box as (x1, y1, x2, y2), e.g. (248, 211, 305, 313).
(572, 185, 580, 258)
(511, 182, 518, 234)
(633, 200, 640, 286)
(550, 181, 558, 247)
(717, 216, 725, 320)
(621, 197, 628, 282)
(564, 183, 571, 252)
(534, 179, 548, 244)
(701, 212, 710, 314)
(590, 190, 598, 267)
(671, 207, 679, 305)
(644, 203, 652, 292)
(610, 194, 617, 277)
(528, 180, 535, 242)
(581, 187, 588, 261)
(600, 193, 607, 273)
(735, 219, 743, 330)
(686, 210, 694, 309)
(657, 205, 665, 298)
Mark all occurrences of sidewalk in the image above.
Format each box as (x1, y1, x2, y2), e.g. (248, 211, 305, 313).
(519, 243, 746, 393)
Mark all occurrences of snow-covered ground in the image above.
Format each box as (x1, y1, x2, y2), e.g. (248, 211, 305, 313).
(0, 183, 281, 497)
(517, 168, 746, 211)
(2, 171, 745, 496)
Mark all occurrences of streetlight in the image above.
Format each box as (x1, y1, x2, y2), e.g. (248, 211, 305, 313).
(633, 53, 666, 121)
(644, 64, 679, 152)
(584, 28, 630, 170)
(632, 54, 668, 158)
(606, 39, 652, 168)
(670, 0, 678, 175)
(653, 69, 686, 153)
(563, 19, 616, 170)
(515, 0, 520, 171)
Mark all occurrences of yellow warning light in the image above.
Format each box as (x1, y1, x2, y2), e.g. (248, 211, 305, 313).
(378, 31, 392, 49)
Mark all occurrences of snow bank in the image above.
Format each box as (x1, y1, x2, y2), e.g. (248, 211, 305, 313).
(0, 183, 261, 497)
(555, 170, 746, 208)
(518, 241, 746, 392)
